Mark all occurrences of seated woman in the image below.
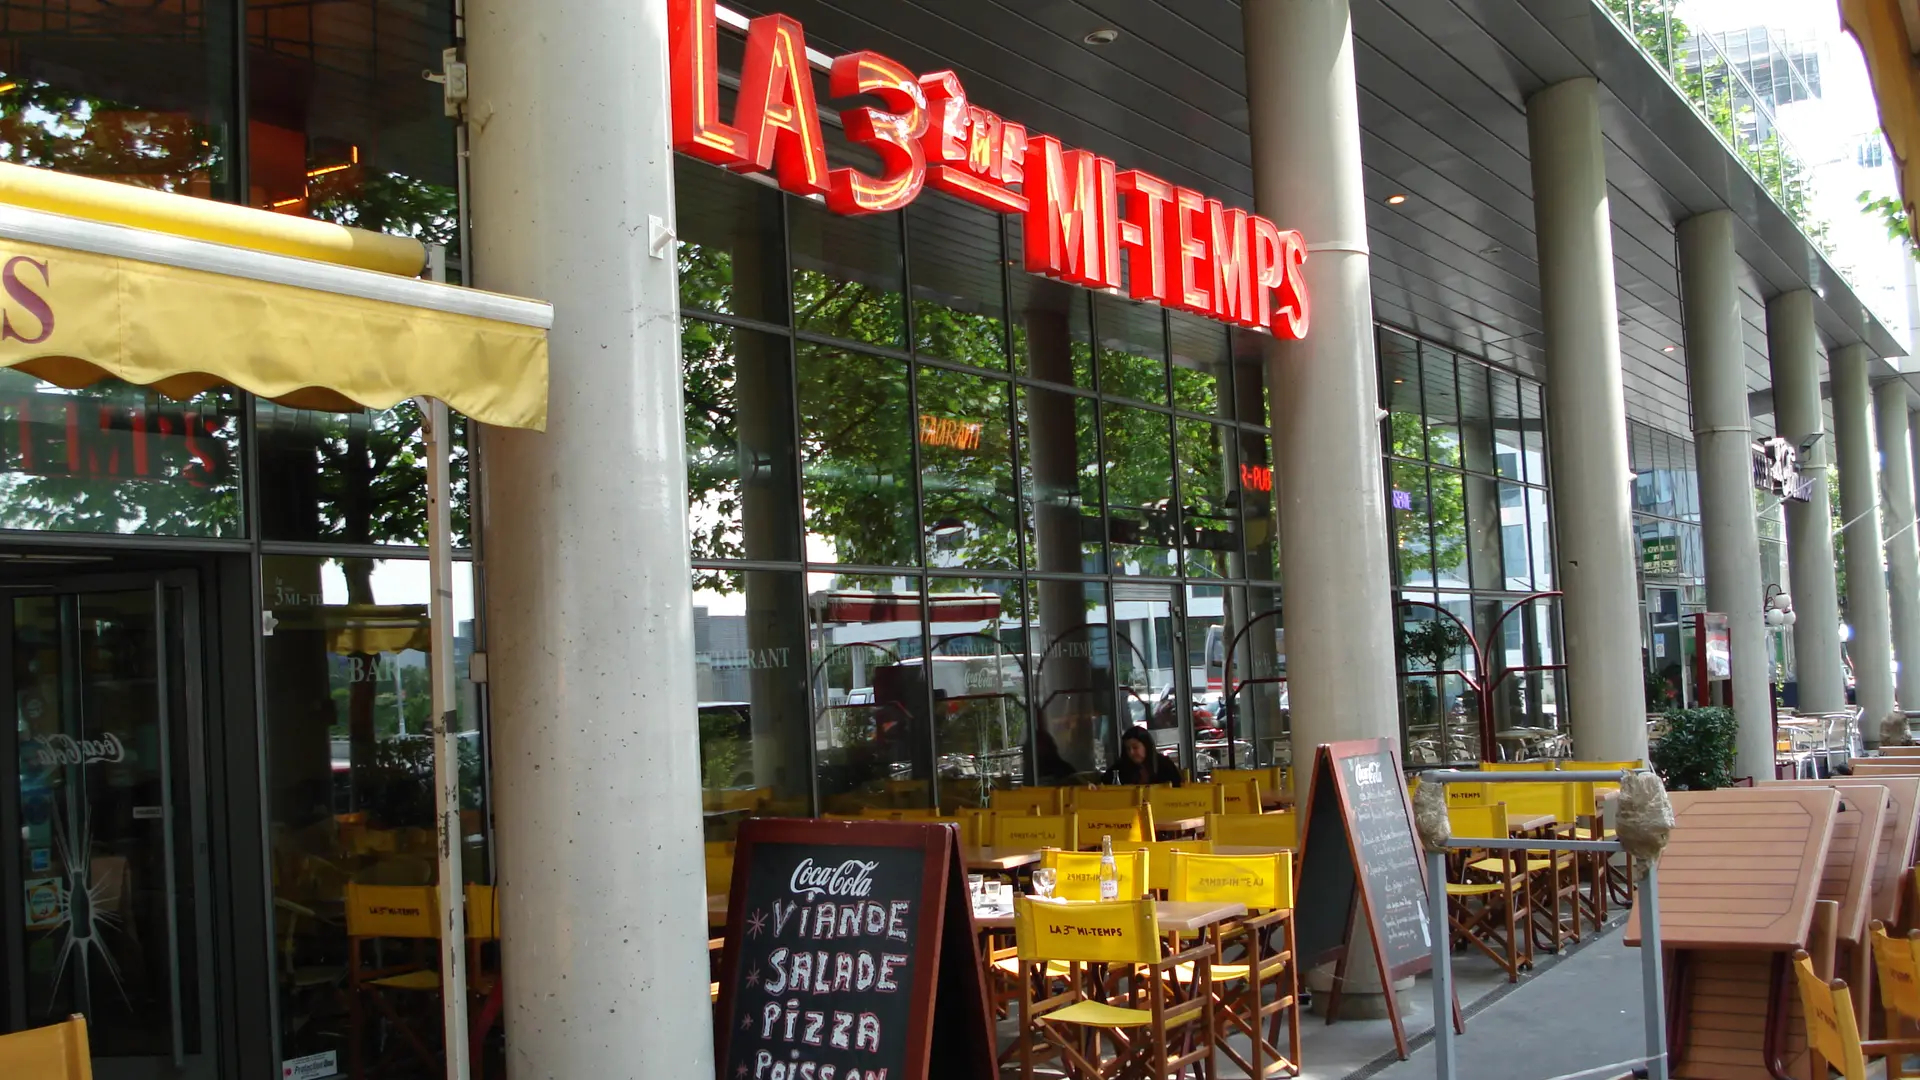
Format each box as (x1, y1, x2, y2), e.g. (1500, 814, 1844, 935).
(1103, 725, 1182, 786)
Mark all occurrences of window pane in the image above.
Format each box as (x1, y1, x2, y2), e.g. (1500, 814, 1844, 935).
(1492, 372, 1523, 480)
(1465, 474, 1505, 591)
(1179, 419, 1239, 580)
(1528, 486, 1554, 588)
(263, 554, 483, 1066)
(1231, 328, 1271, 427)
(1031, 579, 1115, 780)
(928, 578, 1027, 807)
(1500, 481, 1531, 590)
(693, 568, 812, 831)
(1381, 330, 1423, 460)
(1430, 470, 1468, 590)
(917, 366, 1016, 570)
(0, 374, 243, 537)
(1169, 312, 1231, 416)
(251, 1, 455, 257)
(1392, 461, 1432, 585)
(1457, 359, 1494, 475)
(1521, 380, 1548, 488)
(908, 197, 1006, 368)
(1421, 345, 1461, 468)
(797, 345, 917, 566)
(1095, 295, 1168, 405)
(683, 320, 800, 563)
(258, 400, 466, 546)
(1223, 583, 1286, 768)
(1238, 429, 1278, 582)
(1104, 405, 1177, 576)
(1020, 385, 1104, 573)
(1, 8, 237, 199)
(676, 157, 787, 322)
(790, 196, 904, 347)
(811, 575, 931, 811)
(1012, 270, 1094, 391)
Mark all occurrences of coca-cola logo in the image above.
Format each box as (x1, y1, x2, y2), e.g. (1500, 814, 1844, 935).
(32, 732, 125, 768)
(789, 858, 878, 902)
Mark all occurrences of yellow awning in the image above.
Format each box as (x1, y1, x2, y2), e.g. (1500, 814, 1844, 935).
(1842, 0, 1920, 246)
(0, 164, 551, 430)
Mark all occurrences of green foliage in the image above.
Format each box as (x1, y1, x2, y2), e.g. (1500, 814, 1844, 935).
(1386, 413, 1468, 578)
(1401, 616, 1470, 673)
(1859, 190, 1915, 255)
(1650, 706, 1740, 790)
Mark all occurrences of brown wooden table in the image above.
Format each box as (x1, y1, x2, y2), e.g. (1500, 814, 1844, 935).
(1154, 816, 1207, 838)
(965, 846, 1043, 872)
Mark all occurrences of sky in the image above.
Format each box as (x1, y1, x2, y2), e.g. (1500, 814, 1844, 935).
(1677, 0, 1912, 350)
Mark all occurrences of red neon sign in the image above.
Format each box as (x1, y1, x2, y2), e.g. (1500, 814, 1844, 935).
(1239, 463, 1272, 493)
(666, 0, 1309, 339)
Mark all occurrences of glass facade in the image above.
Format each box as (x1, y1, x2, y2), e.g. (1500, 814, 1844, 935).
(1378, 328, 1559, 764)
(679, 156, 1286, 823)
(0, 4, 474, 1076)
(1628, 420, 1705, 709)
(678, 156, 1557, 814)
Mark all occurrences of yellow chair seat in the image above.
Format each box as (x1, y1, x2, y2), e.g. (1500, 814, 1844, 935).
(1041, 999, 1155, 1028)
(1446, 881, 1507, 897)
(370, 970, 442, 991)
(994, 957, 1076, 978)
(1173, 958, 1283, 982)
(1470, 857, 1556, 874)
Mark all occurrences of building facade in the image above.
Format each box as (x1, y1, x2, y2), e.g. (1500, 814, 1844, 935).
(0, 0, 1912, 1077)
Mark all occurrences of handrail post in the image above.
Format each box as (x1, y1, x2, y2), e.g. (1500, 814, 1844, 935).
(1428, 843, 1456, 1080)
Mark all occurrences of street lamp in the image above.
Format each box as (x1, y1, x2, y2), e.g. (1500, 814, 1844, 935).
(1764, 585, 1797, 629)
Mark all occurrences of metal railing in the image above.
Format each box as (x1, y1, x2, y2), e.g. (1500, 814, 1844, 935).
(1594, 1, 1835, 261)
(1418, 768, 1668, 1080)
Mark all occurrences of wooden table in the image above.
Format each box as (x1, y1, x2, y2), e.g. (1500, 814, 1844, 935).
(1155, 816, 1207, 838)
(1624, 787, 1841, 1080)
(970, 898, 1247, 933)
(1506, 813, 1557, 836)
(964, 846, 1042, 872)
(1211, 844, 1292, 857)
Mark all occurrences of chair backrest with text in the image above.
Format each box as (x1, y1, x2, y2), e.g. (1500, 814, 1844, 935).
(1149, 783, 1224, 822)
(1169, 851, 1293, 913)
(1072, 785, 1147, 811)
(1112, 839, 1213, 893)
(994, 812, 1075, 850)
(1076, 805, 1151, 848)
(0, 1014, 92, 1080)
(345, 883, 440, 941)
(1444, 804, 1511, 842)
(1870, 920, 1920, 1027)
(1042, 847, 1147, 901)
(1205, 811, 1296, 849)
(1015, 897, 1160, 966)
(1217, 776, 1262, 814)
(1793, 950, 1868, 1080)
(991, 787, 1063, 815)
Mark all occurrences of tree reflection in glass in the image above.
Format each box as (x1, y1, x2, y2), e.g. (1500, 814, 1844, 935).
(797, 345, 916, 566)
(917, 366, 1015, 570)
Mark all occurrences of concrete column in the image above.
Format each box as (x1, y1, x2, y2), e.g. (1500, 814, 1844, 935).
(1766, 291, 1846, 714)
(1677, 212, 1771, 781)
(1524, 78, 1649, 765)
(1833, 345, 1896, 737)
(1875, 383, 1920, 706)
(467, 1, 715, 1076)
(1243, 0, 1398, 807)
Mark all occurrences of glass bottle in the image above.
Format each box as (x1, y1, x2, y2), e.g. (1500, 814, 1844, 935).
(1099, 834, 1119, 901)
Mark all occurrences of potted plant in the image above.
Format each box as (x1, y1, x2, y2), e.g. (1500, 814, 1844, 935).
(1649, 706, 1739, 790)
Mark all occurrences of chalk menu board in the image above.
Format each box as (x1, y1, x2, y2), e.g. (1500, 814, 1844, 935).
(1294, 738, 1435, 1059)
(714, 818, 994, 1080)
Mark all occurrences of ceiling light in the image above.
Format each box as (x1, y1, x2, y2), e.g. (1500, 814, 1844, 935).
(1084, 28, 1119, 44)
(1481, 245, 1502, 256)
(1393, 378, 1405, 384)
(1663, 345, 1675, 353)
(1386, 194, 1408, 205)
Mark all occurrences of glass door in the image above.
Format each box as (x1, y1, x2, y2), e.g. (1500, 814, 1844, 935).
(1111, 582, 1194, 776)
(1646, 586, 1687, 711)
(3, 574, 213, 1079)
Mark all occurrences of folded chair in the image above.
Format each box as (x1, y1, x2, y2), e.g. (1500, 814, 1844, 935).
(1795, 950, 1869, 1080)
(345, 883, 444, 1079)
(1446, 805, 1531, 982)
(1012, 897, 1215, 1080)
(1868, 921, 1920, 1076)
(1169, 851, 1301, 1078)
(0, 1014, 91, 1079)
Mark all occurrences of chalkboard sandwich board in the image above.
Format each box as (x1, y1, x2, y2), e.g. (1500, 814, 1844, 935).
(714, 818, 995, 1080)
(1295, 738, 1451, 1059)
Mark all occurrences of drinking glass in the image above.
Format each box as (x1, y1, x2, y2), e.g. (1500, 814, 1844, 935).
(1031, 867, 1057, 900)
(984, 877, 1005, 911)
(968, 873, 984, 905)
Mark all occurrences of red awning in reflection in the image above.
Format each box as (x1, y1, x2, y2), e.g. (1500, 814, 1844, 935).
(819, 591, 1004, 624)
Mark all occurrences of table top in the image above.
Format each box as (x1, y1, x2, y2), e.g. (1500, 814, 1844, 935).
(970, 898, 1247, 933)
(1156, 816, 1206, 835)
(1624, 786, 1839, 951)
(1508, 813, 1557, 834)
(965, 846, 1042, 871)
(1211, 844, 1292, 857)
